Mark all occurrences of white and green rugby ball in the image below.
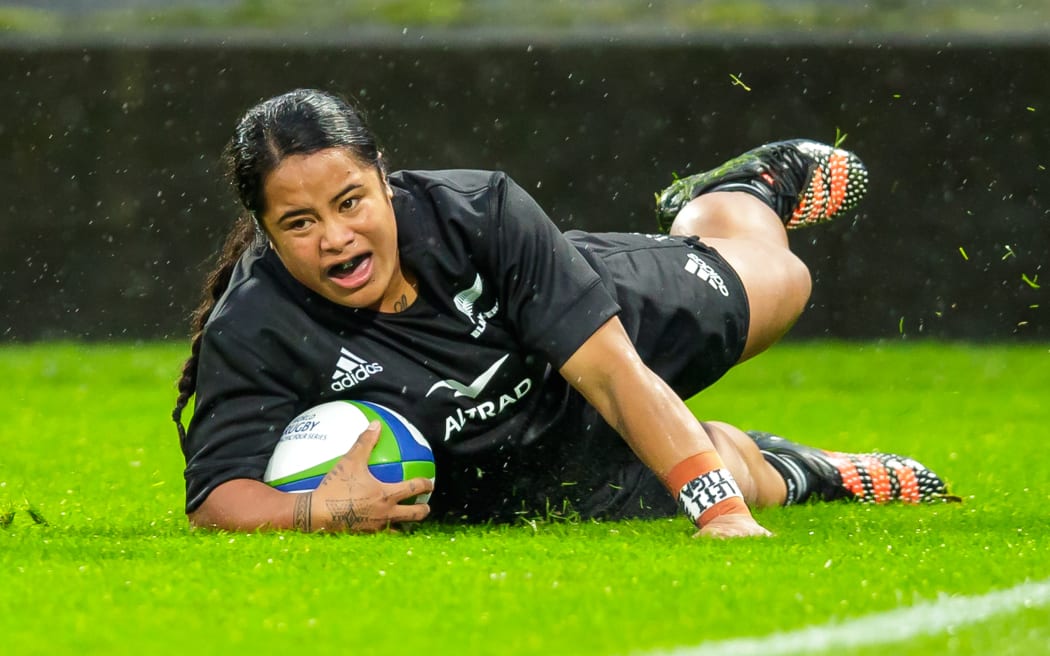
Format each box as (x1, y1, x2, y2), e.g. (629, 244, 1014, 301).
(263, 400, 435, 503)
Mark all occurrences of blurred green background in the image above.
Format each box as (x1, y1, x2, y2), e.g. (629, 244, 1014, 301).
(2, 0, 1048, 36)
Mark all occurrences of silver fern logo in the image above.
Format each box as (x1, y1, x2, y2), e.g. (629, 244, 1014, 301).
(454, 273, 499, 338)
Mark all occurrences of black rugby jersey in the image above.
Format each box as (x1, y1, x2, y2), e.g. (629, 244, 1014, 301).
(182, 170, 622, 515)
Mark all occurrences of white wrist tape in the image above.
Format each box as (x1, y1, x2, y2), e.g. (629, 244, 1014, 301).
(677, 468, 745, 525)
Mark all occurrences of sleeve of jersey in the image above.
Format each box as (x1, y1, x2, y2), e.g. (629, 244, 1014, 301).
(180, 317, 300, 514)
(491, 174, 621, 368)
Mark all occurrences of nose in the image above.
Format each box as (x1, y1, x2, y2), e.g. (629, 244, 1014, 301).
(320, 215, 356, 252)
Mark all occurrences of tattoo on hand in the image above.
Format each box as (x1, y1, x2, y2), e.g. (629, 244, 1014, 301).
(293, 492, 313, 532)
(393, 293, 409, 312)
(326, 498, 362, 531)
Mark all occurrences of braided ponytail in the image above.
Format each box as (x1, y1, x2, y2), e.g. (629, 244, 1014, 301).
(172, 215, 257, 441)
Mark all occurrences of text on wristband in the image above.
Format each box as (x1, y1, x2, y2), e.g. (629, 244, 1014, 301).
(678, 468, 745, 525)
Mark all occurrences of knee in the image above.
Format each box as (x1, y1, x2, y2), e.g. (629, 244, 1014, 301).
(734, 247, 812, 361)
(782, 251, 813, 312)
(699, 420, 762, 503)
(768, 251, 812, 339)
(723, 240, 812, 316)
(757, 249, 812, 321)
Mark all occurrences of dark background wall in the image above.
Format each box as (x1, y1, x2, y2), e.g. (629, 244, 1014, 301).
(2, 38, 1047, 341)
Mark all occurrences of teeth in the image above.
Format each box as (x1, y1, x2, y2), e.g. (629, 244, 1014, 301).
(332, 255, 365, 276)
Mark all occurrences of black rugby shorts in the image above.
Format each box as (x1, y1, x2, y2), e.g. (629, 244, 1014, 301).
(567, 230, 750, 397)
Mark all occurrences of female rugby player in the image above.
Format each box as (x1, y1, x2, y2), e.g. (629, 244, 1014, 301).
(173, 89, 953, 538)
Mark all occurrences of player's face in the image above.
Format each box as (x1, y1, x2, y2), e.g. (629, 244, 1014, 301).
(260, 148, 411, 312)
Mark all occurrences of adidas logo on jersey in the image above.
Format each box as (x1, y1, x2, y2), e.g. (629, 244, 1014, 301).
(330, 347, 384, 392)
(684, 253, 730, 297)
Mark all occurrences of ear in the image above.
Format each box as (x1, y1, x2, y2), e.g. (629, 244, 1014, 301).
(252, 216, 276, 250)
(377, 153, 393, 199)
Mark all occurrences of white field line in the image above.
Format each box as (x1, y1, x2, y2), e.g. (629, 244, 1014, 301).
(649, 577, 1050, 656)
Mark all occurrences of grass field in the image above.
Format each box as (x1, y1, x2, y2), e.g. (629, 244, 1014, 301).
(2, 341, 1048, 655)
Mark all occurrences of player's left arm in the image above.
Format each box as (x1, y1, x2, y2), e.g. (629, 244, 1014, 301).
(559, 316, 770, 538)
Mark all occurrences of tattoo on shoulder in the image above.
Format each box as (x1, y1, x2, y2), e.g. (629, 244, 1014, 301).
(293, 492, 313, 532)
(393, 293, 409, 312)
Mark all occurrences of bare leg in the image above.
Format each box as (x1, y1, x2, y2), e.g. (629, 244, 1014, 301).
(669, 191, 812, 362)
(701, 420, 787, 508)
(669, 189, 788, 247)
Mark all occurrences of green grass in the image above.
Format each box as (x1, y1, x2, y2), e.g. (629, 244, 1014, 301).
(3, 0, 1049, 36)
(1, 341, 1048, 655)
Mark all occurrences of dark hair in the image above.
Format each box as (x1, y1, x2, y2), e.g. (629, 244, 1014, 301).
(172, 89, 384, 441)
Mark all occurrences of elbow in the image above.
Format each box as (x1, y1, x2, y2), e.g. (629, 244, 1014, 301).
(186, 503, 222, 531)
(186, 478, 287, 532)
(186, 485, 240, 531)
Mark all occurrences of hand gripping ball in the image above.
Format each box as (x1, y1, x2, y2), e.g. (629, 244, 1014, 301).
(263, 400, 435, 504)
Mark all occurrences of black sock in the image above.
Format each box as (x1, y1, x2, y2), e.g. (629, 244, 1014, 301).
(759, 450, 815, 506)
(707, 178, 777, 213)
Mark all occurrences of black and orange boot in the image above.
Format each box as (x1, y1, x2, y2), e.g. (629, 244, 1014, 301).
(655, 139, 869, 233)
(746, 431, 960, 505)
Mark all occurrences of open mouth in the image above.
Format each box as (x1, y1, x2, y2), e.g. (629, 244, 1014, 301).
(328, 253, 371, 280)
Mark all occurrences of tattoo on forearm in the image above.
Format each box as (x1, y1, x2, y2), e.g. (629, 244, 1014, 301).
(293, 492, 313, 532)
(393, 293, 409, 312)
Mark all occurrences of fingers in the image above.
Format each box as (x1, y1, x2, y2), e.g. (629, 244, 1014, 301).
(318, 425, 433, 532)
(392, 476, 435, 501)
(378, 478, 434, 524)
(693, 514, 774, 539)
(695, 525, 774, 539)
(387, 501, 431, 524)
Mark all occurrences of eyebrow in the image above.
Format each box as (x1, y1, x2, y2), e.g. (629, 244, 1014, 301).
(330, 182, 362, 205)
(273, 182, 363, 225)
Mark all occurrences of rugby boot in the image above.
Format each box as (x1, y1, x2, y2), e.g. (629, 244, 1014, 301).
(746, 431, 960, 505)
(655, 139, 869, 233)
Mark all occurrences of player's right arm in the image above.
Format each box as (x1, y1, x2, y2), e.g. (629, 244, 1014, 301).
(188, 423, 433, 533)
(559, 317, 770, 539)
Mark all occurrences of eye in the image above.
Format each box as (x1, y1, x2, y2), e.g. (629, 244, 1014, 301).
(340, 196, 360, 212)
(286, 217, 312, 231)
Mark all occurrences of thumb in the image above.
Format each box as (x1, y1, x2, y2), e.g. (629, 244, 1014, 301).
(346, 420, 382, 465)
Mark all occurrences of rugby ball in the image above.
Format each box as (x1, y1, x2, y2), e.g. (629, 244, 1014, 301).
(263, 400, 435, 503)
